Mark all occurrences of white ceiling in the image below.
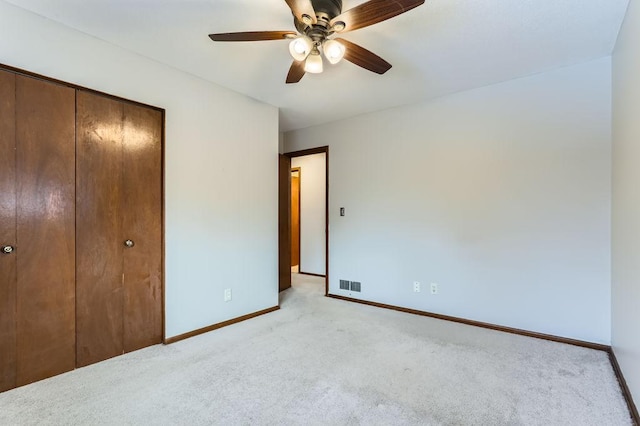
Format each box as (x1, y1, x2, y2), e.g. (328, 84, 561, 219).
(6, 0, 629, 131)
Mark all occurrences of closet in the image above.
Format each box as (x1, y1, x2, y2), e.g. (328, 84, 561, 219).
(0, 67, 163, 393)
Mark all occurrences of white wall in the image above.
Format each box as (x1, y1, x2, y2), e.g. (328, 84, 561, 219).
(286, 58, 612, 344)
(612, 0, 640, 407)
(0, 1, 279, 339)
(292, 153, 326, 275)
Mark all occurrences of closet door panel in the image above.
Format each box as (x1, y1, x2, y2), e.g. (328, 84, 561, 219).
(76, 91, 124, 367)
(122, 103, 163, 352)
(15, 76, 76, 386)
(0, 70, 17, 392)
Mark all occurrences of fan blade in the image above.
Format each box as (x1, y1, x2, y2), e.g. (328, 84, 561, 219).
(330, 0, 425, 33)
(284, 0, 317, 24)
(286, 60, 306, 84)
(209, 31, 297, 42)
(336, 38, 392, 74)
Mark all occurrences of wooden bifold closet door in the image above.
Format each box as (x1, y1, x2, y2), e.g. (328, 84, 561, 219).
(0, 71, 76, 391)
(1, 67, 162, 392)
(0, 70, 17, 393)
(76, 90, 162, 367)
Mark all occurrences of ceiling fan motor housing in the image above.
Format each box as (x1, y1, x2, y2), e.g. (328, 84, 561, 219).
(296, 0, 342, 28)
(313, 0, 342, 19)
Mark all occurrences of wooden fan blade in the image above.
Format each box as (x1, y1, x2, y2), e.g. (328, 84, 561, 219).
(286, 60, 306, 84)
(284, 0, 317, 24)
(209, 31, 297, 42)
(336, 38, 392, 74)
(330, 0, 425, 33)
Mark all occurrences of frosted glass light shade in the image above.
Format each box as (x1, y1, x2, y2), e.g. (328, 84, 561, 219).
(323, 39, 346, 65)
(289, 36, 313, 61)
(304, 51, 323, 74)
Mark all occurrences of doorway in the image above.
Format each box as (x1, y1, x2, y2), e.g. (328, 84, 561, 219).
(278, 147, 329, 295)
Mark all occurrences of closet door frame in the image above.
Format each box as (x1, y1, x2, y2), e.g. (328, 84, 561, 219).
(0, 62, 166, 346)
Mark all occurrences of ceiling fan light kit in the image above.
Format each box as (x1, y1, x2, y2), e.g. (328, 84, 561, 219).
(209, 0, 425, 84)
(304, 48, 324, 73)
(323, 39, 346, 64)
(289, 35, 314, 61)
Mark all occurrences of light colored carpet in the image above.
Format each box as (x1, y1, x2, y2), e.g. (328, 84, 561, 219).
(0, 274, 632, 425)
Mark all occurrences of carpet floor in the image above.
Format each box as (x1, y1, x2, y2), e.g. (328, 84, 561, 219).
(0, 274, 632, 425)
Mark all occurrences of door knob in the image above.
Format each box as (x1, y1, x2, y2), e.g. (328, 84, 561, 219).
(124, 239, 135, 248)
(2, 245, 15, 254)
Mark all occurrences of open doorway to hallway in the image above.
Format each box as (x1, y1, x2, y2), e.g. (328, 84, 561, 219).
(278, 147, 329, 295)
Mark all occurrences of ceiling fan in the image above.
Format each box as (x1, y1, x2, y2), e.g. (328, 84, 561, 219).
(209, 0, 425, 84)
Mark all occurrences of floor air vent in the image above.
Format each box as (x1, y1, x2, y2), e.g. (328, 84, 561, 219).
(350, 281, 361, 292)
(339, 280, 350, 290)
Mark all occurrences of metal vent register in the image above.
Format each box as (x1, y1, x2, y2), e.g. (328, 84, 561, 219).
(339, 280, 350, 290)
(340, 280, 362, 292)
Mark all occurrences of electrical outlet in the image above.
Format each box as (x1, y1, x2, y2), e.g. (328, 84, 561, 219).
(224, 288, 232, 302)
(413, 281, 421, 293)
(430, 283, 439, 295)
